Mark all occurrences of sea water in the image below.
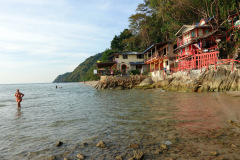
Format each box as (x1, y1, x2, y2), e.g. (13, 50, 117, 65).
(0, 83, 239, 159)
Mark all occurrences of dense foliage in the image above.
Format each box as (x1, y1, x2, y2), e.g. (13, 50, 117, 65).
(112, 0, 239, 51)
(53, 72, 72, 83)
(101, 49, 117, 62)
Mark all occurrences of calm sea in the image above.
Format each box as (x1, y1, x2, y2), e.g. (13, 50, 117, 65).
(0, 83, 239, 160)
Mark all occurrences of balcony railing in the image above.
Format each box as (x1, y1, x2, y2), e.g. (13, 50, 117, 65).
(177, 36, 196, 47)
(144, 54, 169, 63)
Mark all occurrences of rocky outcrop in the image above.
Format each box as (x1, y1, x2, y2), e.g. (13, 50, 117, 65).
(95, 67, 240, 92)
(95, 75, 147, 90)
(157, 67, 240, 92)
(136, 77, 154, 86)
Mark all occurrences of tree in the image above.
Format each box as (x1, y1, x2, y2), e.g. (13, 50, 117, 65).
(101, 49, 116, 62)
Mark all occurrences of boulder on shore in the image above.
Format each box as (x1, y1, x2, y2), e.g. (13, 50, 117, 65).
(136, 77, 153, 86)
(95, 75, 147, 90)
(158, 67, 240, 92)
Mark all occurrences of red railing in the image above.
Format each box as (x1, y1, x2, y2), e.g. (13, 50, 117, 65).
(173, 52, 240, 73)
(217, 59, 240, 71)
(176, 51, 219, 72)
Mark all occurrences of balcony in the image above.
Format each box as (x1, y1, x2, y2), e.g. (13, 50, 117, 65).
(177, 37, 196, 47)
(144, 54, 169, 64)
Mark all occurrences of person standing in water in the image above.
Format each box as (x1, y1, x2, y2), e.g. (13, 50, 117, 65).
(15, 89, 24, 108)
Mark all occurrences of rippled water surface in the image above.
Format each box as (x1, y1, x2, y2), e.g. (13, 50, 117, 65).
(0, 83, 239, 160)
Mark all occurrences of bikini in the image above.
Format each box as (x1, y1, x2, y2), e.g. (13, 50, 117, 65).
(15, 93, 22, 99)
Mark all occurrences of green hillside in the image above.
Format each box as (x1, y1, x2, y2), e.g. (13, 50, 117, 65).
(53, 52, 102, 83)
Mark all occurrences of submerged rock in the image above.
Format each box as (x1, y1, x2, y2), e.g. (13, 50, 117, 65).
(96, 140, 106, 148)
(160, 144, 168, 150)
(77, 153, 85, 160)
(231, 144, 238, 148)
(115, 155, 123, 160)
(47, 155, 56, 160)
(155, 148, 163, 154)
(133, 150, 144, 160)
(129, 143, 139, 148)
(210, 151, 218, 156)
(56, 141, 63, 147)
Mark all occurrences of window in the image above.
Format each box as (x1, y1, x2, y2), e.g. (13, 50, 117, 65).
(205, 29, 209, 34)
(191, 31, 195, 37)
(158, 51, 161, 56)
(123, 55, 128, 59)
(163, 48, 167, 55)
(115, 55, 119, 58)
(199, 29, 203, 36)
(137, 54, 144, 59)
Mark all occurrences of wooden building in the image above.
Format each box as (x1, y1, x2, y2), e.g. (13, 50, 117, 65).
(143, 41, 174, 81)
(174, 18, 226, 71)
(95, 62, 117, 76)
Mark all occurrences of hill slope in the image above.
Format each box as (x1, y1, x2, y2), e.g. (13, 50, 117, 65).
(53, 52, 102, 83)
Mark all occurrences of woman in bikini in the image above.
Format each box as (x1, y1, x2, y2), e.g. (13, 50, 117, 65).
(15, 89, 24, 108)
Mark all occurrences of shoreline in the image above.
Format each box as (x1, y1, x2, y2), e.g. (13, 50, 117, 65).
(79, 80, 98, 87)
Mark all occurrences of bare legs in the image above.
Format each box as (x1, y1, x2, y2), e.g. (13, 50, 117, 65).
(17, 99, 22, 108)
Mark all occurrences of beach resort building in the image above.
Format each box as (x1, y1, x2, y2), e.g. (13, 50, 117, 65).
(96, 51, 147, 75)
(143, 41, 174, 81)
(174, 18, 226, 71)
(107, 51, 147, 74)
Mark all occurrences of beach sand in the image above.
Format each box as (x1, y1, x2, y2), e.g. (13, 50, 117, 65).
(80, 80, 98, 87)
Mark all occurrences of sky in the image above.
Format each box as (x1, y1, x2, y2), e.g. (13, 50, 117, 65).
(0, 0, 142, 84)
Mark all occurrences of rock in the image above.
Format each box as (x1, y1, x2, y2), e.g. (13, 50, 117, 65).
(77, 153, 85, 160)
(155, 148, 163, 154)
(95, 75, 147, 90)
(231, 144, 238, 148)
(56, 141, 63, 147)
(160, 144, 168, 150)
(137, 77, 154, 86)
(115, 155, 123, 160)
(129, 143, 139, 148)
(210, 151, 218, 156)
(128, 158, 134, 160)
(64, 157, 69, 160)
(47, 155, 56, 160)
(133, 150, 144, 160)
(82, 142, 88, 147)
(96, 140, 106, 148)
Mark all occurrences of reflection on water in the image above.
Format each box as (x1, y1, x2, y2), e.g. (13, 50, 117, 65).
(0, 83, 239, 160)
(16, 108, 22, 118)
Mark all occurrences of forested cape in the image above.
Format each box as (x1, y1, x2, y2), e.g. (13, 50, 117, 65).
(53, 0, 240, 82)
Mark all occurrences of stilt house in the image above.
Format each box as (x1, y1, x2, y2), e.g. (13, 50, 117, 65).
(174, 18, 226, 71)
(143, 41, 174, 81)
